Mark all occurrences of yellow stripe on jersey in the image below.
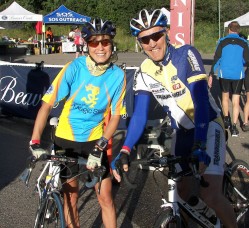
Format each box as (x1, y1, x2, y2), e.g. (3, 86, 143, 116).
(187, 74, 207, 84)
(55, 81, 85, 141)
(42, 62, 72, 105)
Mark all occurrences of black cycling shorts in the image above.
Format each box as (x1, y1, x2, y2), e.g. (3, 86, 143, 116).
(244, 68, 249, 92)
(54, 136, 110, 180)
(76, 44, 83, 53)
(219, 78, 243, 95)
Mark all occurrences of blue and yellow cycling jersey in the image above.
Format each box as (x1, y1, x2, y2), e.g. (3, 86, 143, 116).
(123, 44, 221, 150)
(42, 56, 126, 142)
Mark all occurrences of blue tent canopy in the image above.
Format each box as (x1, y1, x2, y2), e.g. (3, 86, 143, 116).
(43, 5, 90, 24)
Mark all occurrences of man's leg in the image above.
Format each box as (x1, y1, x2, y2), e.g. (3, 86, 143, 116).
(231, 94, 240, 125)
(221, 92, 231, 129)
(242, 92, 249, 131)
(243, 69, 249, 131)
(221, 92, 230, 117)
(200, 174, 237, 228)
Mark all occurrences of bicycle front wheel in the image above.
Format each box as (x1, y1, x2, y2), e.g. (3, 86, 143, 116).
(34, 192, 65, 228)
(153, 208, 187, 228)
(223, 159, 249, 226)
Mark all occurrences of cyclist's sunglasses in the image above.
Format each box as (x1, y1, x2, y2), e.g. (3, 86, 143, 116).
(88, 39, 112, 48)
(138, 29, 166, 44)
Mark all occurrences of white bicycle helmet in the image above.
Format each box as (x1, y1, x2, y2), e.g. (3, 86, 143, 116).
(82, 18, 116, 41)
(130, 9, 168, 36)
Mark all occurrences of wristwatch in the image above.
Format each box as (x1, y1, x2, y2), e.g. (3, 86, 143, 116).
(96, 137, 108, 150)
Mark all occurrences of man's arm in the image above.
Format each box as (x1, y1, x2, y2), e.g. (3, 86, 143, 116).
(122, 92, 150, 150)
(210, 41, 222, 75)
(243, 42, 249, 67)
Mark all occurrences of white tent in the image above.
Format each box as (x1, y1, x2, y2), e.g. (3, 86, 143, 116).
(161, 7, 170, 24)
(224, 11, 249, 28)
(0, 1, 42, 22)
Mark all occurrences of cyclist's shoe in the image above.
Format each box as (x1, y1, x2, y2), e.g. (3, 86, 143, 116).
(29, 144, 47, 159)
(242, 123, 249, 132)
(231, 124, 239, 137)
(223, 116, 231, 129)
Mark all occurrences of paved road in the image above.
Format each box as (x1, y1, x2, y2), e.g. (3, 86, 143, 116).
(0, 51, 213, 68)
(0, 51, 249, 227)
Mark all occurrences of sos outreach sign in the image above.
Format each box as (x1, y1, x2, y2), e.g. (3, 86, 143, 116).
(169, 0, 195, 45)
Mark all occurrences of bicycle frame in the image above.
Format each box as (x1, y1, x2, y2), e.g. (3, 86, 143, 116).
(160, 173, 221, 228)
(36, 147, 61, 202)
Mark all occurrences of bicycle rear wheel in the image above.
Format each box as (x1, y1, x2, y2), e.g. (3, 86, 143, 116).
(153, 208, 187, 228)
(223, 159, 249, 227)
(34, 192, 65, 228)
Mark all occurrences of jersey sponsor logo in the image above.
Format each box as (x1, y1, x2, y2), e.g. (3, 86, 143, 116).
(171, 75, 178, 83)
(149, 83, 161, 89)
(187, 49, 201, 71)
(152, 88, 165, 94)
(121, 113, 128, 119)
(155, 94, 172, 99)
(172, 87, 186, 98)
(72, 103, 99, 114)
(173, 83, 181, 90)
(82, 84, 100, 108)
(155, 87, 186, 100)
(45, 85, 54, 94)
(213, 129, 221, 165)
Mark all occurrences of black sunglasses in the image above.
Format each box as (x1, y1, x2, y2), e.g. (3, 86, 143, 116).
(138, 29, 166, 44)
(88, 39, 112, 48)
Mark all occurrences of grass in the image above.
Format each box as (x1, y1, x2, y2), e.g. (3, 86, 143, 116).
(0, 23, 225, 54)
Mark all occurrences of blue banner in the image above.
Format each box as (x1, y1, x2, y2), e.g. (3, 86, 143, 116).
(0, 63, 165, 129)
(43, 5, 91, 24)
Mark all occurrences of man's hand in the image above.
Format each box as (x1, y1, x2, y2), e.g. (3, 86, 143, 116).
(192, 148, 211, 175)
(111, 149, 129, 182)
(29, 144, 47, 159)
(208, 73, 213, 88)
(87, 147, 103, 169)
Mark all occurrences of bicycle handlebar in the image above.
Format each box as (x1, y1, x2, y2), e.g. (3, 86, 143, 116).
(20, 153, 106, 190)
(116, 155, 209, 190)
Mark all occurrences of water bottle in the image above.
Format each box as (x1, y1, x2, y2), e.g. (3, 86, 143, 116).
(188, 196, 217, 224)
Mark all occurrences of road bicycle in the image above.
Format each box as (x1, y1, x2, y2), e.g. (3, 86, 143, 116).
(117, 148, 249, 228)
(19, 118, 106, 228)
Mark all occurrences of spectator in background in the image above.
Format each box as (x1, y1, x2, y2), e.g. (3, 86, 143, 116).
(242, 67, 249, 131)
(209, 21, 249, 137)
(73, 25, 85, 58)
(68, 27, 75, 42)
(27, 35, 33, 42)
(238, 33, 249, 132)
(46, 27, 53, 42)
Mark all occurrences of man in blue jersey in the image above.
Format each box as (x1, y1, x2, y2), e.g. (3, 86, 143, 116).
(209, 21, 249, 136)
(29, 18, 126, 228)
(112, 9, 237, 228)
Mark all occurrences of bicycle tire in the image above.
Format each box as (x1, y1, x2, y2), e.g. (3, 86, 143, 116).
(223, 159, 249, 226)
(34, 192, 65, 228)
(153, 207, 187, 228)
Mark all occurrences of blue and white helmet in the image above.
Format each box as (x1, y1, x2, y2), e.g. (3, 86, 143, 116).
(130, 9, 168, 37)
(82, 18, 116, 41)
